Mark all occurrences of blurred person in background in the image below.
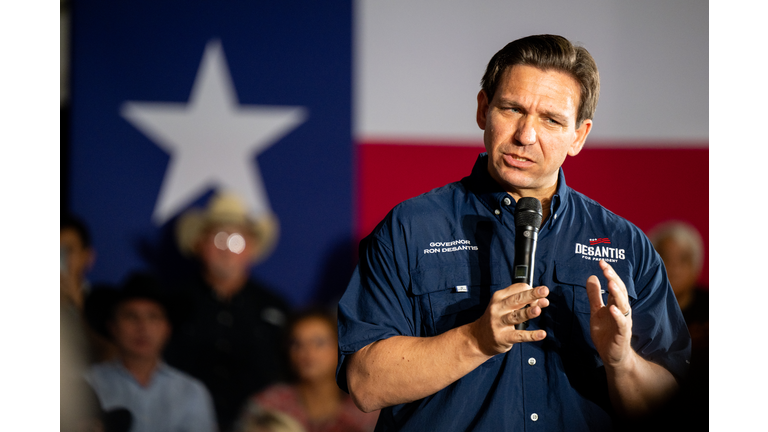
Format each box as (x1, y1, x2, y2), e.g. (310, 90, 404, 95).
(648, 221, 708, 351)
(165, 190, 291, 431)
(61, 214, 96, 310)
(240, 310, 378, 432)
(235, 405, 306, 432)
(648, 220, 708, 431)
(62, 310, 132, 432)
(61, 214, 118, 364)
(85, 272, 217, 432)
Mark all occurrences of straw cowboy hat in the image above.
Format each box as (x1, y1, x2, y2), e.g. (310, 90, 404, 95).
(175, 191, 280, 264)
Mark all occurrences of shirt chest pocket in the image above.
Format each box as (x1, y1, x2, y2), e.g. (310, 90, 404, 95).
(410, 263, 499, 337)
(552, 260, 636, 314)
(550, 260, 637, 348)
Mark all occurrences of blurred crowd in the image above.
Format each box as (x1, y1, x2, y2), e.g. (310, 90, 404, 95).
(60, 191, 708, 432)
(60, 191, 378, 432)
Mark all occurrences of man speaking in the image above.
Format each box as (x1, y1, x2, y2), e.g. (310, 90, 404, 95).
(336, 34, 690, 431)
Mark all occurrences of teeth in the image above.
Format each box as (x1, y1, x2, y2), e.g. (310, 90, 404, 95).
(511, 156, 528, 161)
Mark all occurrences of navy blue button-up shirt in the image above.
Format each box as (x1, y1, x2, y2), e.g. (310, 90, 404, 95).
(337, 153, 690, 431)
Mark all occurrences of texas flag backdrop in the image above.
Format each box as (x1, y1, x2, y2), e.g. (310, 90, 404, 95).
(69, 1, 708, 308)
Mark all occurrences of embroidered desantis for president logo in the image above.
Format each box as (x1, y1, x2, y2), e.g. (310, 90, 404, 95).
(575, 237, 625, 262)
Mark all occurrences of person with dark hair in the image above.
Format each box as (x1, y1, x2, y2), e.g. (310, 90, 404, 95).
(61, 214, 118, 364)
(84, 273, 217, 432)
(61, 214, 96, 310)
(239, 310, 378, 432)
(164, 191, 291, 431)
(336, 34, 690, 431)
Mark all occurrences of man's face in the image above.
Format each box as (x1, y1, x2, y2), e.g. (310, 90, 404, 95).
(195, 224, 257, 280)
(109, 299, 170, 360)
(476, 65, 592, 200)
(60, 228, 94, 282)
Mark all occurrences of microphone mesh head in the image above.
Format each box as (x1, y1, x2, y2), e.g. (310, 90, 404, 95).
(515, 197, 543, 228)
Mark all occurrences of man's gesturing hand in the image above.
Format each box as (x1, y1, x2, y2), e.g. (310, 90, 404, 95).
(586, 260, 633, 367)
(469, 283, 549, 357)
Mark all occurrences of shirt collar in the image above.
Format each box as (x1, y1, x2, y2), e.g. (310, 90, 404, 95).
(462, 152, 570, 226)
(112, 358, 171, 379)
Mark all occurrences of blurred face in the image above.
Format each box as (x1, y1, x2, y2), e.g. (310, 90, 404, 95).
(656, 237, 699, 298)
(60, 228, 94, 281)
(109, 299, 170, 360)
(477, 65, 592, 200)
(195, 224, 257, 280)
(288, 317, 338, 383)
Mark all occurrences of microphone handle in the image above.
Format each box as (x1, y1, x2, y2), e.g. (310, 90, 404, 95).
(513, 226, 538, 330)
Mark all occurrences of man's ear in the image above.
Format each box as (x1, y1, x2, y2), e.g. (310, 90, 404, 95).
(476, 90, 489, 130)
(568, 119, 592, 157)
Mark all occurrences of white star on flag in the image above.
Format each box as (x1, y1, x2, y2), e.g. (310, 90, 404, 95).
(121, 39, 308, 225)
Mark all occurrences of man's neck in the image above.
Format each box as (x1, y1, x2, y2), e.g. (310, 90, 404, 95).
(203, 272, 248, 301)
(507, 187, 556, 226)
(120, 355, 160, 387)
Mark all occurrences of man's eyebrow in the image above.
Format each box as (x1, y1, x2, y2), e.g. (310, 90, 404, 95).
(496, 97, 574, 123)
(543, 110, 570, 123)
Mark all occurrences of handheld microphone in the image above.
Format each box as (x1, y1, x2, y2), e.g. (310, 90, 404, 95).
(512, 197, 543, 330)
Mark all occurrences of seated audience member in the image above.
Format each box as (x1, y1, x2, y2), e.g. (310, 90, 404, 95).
(240, 310, 378, 432)
(648, 220, 709, 431)
(164, 191, 291, 431)
(236, 405, 306, 432)
(84, 273, 217, 432)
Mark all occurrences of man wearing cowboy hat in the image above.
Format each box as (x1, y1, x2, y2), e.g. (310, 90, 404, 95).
(164, 191, 291, 431)
(84, 272, 217, 432)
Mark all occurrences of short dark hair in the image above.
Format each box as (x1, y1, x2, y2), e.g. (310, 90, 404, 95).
(480, 34, 600, 127)
(61, 213, 92, 249)
(84, 273, 173, 340)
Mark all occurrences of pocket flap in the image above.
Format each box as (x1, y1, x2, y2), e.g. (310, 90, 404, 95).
(553, 259, 636, 300)
(410, 261, 498, 296)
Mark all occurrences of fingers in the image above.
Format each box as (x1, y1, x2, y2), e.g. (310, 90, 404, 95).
(517, 329, 547, 342)
(497, 284, 549, 312)
(499, 297, 549, 327)
(585, 275, 604, 314)
(599, 260, 630, 316)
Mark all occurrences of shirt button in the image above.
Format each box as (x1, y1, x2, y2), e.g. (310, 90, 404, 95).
(528, 357, 536, 366)
(494, 209, 500, 215)
(503, 197, 511, 206)
(531, 413, 539, 421)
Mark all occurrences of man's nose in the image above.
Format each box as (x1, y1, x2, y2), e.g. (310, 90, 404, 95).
(514, 116, 537, 145)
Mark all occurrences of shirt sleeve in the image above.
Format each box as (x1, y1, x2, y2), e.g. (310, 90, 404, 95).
(336, 226, 415, 393)
(183, 380, 218, 432)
